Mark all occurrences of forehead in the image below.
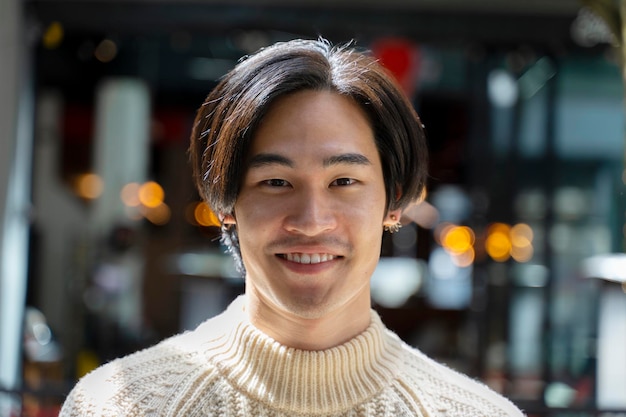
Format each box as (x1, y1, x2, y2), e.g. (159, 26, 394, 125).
(249, 90, 378, 160)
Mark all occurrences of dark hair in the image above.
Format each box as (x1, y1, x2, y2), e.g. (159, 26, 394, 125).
(189, 38, 428, 268)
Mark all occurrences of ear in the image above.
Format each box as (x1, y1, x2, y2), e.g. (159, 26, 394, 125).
(383, 207, 403, 227)
(220, 213, 237, 225)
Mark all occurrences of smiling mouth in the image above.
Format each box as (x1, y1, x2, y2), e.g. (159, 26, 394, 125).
(279, 253, 338, 264)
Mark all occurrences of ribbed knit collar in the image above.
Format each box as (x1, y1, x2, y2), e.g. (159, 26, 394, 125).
(204, 296, 404, 415)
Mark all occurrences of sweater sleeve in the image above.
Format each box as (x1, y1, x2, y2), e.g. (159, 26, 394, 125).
(58, 370, 122, 417)
(57, 333, 207, 417)
(59, 354, 143, 417)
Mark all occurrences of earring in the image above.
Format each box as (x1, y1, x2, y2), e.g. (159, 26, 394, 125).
(384, 215, 402, 233)
(384, 222, 403, 233)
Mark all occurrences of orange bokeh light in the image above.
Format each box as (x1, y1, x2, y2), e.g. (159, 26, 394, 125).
(138, 181, 164, 208)
(193, 202, 220, 227)
(75, 173, 103, 200)
(485, 223, 512, 262)
(442, 226, 475, 254)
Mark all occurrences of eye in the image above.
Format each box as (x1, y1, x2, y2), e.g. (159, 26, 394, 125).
(263, 179, 290, 187)
(331, 178, 356, 186)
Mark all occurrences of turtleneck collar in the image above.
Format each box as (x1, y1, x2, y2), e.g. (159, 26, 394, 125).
(201, 296, 404, 415)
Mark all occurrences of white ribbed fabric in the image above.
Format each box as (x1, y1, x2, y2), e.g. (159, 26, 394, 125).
(60, 296, 525, 416)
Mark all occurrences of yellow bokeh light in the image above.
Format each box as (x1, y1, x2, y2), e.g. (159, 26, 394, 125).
(486, 223, 512, 262)
(43, 21, 64, 49)
(120, 182, 141, 207)
(193, 202, 220, 227)
(488, 222, 511, 236)
(442, 226, 475, 254)
(75, 173, 103, 200)
(138, 181, 164, 208)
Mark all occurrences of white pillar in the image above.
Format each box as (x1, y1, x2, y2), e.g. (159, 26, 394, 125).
(87, 78, 151, 344)
(91, 78, 151, 234)
(0, 0, 33, 414)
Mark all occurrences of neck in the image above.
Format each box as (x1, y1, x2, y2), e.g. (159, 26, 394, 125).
(206, 295, 403, 415)
(244, 287, 372, 350)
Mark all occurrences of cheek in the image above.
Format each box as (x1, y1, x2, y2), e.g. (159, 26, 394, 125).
(234, 192, 280, 224)
(234, 201, 281, 250)
(240, 208, 283, 233)
(346, 192, 387, 224)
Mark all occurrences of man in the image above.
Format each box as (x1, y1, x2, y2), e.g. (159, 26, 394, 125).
(60, 39, 525, 416)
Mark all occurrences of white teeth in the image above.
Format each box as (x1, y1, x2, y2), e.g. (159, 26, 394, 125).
(285, 253, 335, 264)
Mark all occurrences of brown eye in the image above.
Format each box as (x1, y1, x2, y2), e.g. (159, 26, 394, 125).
(332, 178, 355, 186)
(265, 179, 290, 187)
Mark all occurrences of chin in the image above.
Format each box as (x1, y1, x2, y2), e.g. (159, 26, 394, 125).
(278, 293, 336, 319)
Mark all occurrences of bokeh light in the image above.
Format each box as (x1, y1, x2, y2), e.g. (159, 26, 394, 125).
(511, 244, 534, 263)
(94, 39, 118, 63)
(486, 223, 512, 262)
(75, 173, 103, 200)
(42, 21, 64, 49)
(510, 223, 534, 262)
(193, 202, 220, 227)
(437, 224, 476, 266)
(442, 226, 475, 254)
(511, 223, 533, 246)
(120, 182, 141, 207)
(138, 181, 164, 208)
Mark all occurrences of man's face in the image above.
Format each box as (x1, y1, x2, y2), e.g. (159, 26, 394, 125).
(229, 90, 400, 319)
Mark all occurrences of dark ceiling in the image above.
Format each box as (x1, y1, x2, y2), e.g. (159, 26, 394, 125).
(27, 0, 581, 44)
(28, 0, 591, 104)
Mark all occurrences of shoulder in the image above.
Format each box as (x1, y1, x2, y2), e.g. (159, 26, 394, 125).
(397, 341, 525, 417)
(59, 315, 230, 416)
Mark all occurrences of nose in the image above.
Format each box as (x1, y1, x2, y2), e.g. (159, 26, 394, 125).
(283, 188, 337, 236)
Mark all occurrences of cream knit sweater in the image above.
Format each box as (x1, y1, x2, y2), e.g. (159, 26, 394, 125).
(60, 296, 524, 416)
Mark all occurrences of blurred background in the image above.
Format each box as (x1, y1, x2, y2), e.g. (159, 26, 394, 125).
(1, 0, 626, 416)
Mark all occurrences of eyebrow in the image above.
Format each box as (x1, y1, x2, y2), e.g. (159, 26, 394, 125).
(247, 152, 372, 169)
(247, 153, 293, 168)
(323, 153, 371, 167)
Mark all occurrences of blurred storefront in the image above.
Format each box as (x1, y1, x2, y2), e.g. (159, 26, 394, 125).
(1, 0, 625, 416)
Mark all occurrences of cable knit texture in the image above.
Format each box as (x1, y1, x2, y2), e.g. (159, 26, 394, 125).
(60, 296, 525, 416)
